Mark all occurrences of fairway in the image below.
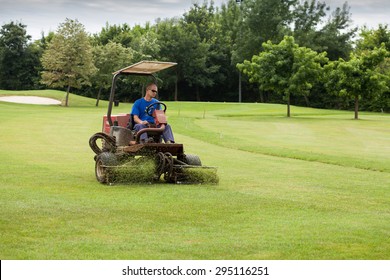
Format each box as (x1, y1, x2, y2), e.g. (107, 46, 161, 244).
(0, 90, 389, 259)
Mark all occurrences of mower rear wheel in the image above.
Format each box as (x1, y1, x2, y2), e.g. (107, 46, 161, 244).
(95, 152, 118, 184)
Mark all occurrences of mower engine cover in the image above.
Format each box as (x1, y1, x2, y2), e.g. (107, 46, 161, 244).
(153, 110, 167, 126)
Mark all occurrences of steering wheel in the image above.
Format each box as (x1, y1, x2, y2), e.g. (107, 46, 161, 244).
(145, 102, 167, 117)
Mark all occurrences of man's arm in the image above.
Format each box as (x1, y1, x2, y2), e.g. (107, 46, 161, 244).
(131, 100, 148, 125)
(133, 115, 148, 125)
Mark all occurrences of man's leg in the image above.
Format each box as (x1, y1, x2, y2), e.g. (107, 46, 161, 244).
(133, 124, 148, 142)
(162, 124, 175, 143)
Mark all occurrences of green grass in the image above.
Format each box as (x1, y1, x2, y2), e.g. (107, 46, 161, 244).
(0, 90, 389, 260)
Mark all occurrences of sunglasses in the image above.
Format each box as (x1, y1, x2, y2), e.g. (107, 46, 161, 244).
(149, 89, 158, 93)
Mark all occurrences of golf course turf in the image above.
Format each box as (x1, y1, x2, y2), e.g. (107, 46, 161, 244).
(0, 90, 389, 259)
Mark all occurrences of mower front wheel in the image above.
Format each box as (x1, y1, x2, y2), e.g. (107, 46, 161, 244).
(95, 152, 118, 184)
(183, 154, 202, 166)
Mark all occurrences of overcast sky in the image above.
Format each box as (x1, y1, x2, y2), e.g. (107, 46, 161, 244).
(0, 0, 389, 41)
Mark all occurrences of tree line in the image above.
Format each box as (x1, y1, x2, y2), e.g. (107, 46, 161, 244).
(0, 0, 389, 115)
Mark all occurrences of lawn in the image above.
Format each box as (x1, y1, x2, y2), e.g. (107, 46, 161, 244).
(0, 90, 389, 259)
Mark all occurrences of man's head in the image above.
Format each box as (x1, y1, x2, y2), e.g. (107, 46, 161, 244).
(145, 82, 158, 99)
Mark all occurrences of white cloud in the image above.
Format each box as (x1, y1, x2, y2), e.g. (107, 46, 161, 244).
(326, 0, 390, 27)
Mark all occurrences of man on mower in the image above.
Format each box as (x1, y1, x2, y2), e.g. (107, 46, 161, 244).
(131, 82, 175, 143)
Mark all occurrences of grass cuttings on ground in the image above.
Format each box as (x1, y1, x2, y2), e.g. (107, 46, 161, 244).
(108, 157, 156, 184)
(179, 167, 219, 184)
(107, 157, 219, 185)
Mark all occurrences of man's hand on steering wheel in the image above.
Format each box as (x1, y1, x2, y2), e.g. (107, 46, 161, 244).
(145, 102, 167, 117)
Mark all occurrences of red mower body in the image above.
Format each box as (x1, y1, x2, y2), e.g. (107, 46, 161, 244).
(102, 114, 130, 134)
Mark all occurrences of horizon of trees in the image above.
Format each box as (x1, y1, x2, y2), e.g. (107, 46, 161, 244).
(0, 0, 389, 114)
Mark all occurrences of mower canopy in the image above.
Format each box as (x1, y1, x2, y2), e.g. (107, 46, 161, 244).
(113, 61, 177, 76)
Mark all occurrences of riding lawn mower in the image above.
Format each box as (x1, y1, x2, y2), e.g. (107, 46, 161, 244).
(89, 61, 218, 184)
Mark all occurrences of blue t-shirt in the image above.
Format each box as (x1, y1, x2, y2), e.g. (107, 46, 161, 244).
(131, 98, 160, 124)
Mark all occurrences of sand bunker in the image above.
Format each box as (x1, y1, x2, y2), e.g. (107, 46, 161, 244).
(0, 96, 61, 105)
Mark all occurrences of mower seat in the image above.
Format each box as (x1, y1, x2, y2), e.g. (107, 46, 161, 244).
(127, 114, 135, 130)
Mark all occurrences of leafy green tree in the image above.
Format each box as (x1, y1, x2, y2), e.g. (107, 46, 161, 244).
(355, 25, 390, 112)
(92, 41, 133, 106)
(157, 17, 213, 101)
(219, 0, 243, 64)
(236, 0, 298, 61)
(221, 0, 299, 102)
(130, 28, 160, 61)
(292, 0, 328, 50)
(181, 2, 221, 100)
(237, 36, 328, 117)
(93, 23, 133, 47)
(317, 2, 356, 60)
(41, 18, 97, 106)
(325, 45, 389, 119)
(24, 42, 44, 88)
(155, 19, 181, 100)
(292, 1, 355, 61)
(93, 22, 159, 60)
(356, 24, 390, 52)
(219, 0, 244, 100)
(0, 21, 40, 89)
